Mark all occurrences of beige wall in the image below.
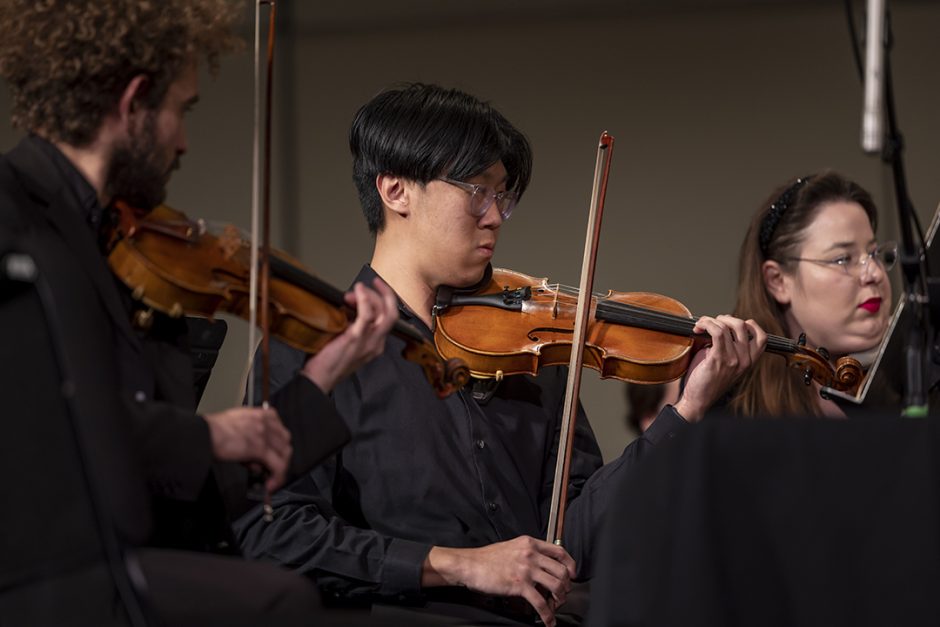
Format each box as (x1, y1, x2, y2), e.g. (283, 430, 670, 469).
(3, 1, 937, 461)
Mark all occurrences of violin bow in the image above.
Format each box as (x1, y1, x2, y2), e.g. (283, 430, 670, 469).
(246, 0, 277, 521)
(545, 132, 615, 545)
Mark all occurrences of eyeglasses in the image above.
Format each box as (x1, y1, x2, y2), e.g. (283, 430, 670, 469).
(438, 177, 518, 221)
(787, 241, 898, 277)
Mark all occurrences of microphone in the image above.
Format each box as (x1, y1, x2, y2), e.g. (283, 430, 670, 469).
(861, 0, 886, 154)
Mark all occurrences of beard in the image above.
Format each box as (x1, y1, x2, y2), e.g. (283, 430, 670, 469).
(105, 112, 178, 211)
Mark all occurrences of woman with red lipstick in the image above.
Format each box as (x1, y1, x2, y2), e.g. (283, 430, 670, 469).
(730, 171, 895, 416)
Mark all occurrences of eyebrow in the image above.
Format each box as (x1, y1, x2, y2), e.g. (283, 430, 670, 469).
(820, 238, 878, 253)
(476, 171, 509, 185)
(489, 175, 510, 190)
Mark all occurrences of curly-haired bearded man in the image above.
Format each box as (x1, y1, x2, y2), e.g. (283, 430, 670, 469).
(0, 1, 398, 625)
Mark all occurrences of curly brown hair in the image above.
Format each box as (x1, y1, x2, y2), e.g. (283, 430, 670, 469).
(0, 0, 242, 145)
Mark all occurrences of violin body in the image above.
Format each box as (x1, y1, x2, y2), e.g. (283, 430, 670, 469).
(109, 204, 348, 352)
(108, 203, 469, 398)
(434, 267, 863, 392)
(435, 268, 696, 384)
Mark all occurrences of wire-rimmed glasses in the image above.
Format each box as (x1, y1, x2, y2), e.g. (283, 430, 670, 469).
(787, 241, 898, 277)
(438, 177, 518, 221)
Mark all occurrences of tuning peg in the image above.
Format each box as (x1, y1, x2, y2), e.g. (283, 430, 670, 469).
(817, 346, 830, 360)
(798, 332, 806, 346)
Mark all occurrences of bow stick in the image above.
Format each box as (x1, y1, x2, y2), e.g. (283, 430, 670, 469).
(545, 131, 615, 544)
(246, 0, 277, 522)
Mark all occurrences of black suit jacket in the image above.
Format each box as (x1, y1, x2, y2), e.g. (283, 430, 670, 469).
(0, 138, 153, 598)
(0, 136, 349, 591)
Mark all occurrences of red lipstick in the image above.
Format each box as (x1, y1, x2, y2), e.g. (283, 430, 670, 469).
(859, 297, 882, 313)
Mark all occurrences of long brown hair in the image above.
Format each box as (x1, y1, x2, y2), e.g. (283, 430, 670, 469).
(730, 171, 878, 416)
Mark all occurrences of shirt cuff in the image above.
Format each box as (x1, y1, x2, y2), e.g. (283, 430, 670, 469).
(643, 404, 688, 446)
(380, 538, 433, 599)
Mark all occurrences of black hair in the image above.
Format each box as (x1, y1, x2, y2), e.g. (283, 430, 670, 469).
(349, 83, 533, 234)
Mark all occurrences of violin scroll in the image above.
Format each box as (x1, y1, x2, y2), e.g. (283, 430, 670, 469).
(833, 356, 864, 392)
(401, 340, 471, 399)
(783, 344, 863, 393)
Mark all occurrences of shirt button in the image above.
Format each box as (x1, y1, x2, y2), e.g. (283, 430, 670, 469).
(487, 501, 498, 512)
(475, 439, 486, 450)
(134, 390, 147, 402)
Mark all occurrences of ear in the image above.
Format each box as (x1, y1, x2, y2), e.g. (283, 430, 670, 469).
(116, 74, 151, 127)
(376, 173, 410, 219)
(762, 259, 792, 306)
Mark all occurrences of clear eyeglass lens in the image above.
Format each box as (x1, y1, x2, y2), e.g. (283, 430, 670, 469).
(496, 194, 517, 220)
(879, 243, 898, 271)
(853, 242, 898, 275)
(468, 189, 489, 217)
(470, 189, 517, 220)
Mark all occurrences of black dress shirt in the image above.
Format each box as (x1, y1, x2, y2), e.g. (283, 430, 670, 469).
(235, 264, 687, 604)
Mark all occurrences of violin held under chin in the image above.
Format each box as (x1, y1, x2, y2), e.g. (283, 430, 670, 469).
(432, 267, 863, 393)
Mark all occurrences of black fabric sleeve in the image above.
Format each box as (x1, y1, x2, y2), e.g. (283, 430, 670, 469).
(270, 375, 350, 478)
(245, 339, 351, 478)
(236, 340, 421, 598)
(235, 470, 432, 600)
(561, 404, 689, 579)
(218, 374, 351, 521)
(125, 397, 213, 502)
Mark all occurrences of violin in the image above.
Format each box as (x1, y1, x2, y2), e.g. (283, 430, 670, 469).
(107, 201, 470, 398)
(433, 267, 863, 393)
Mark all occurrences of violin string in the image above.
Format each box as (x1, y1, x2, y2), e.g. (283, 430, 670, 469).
(551, 282, 690, 314)
(543, 282, 699, 336)
(538, 282, 799, 354)
(552, 283, 607, 299)
(595, 300, 696, 336)
(765, 335, 797, 353)
(597, 299, 798, 354)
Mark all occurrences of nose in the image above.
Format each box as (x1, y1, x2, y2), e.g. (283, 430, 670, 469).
(477, 198, 503, 229)
(860, 253, 886, 284)
(177, 122, 188, 155)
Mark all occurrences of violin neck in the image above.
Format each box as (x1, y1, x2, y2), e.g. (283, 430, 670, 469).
(269, 255, 346, 308)
(593, 299, 798, 357)
(268, 255, 423, 345)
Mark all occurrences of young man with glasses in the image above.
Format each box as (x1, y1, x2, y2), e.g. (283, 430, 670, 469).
(236, 83, 765, 626)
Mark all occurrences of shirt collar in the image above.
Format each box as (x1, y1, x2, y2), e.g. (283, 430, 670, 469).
(28, 134, 105, 232)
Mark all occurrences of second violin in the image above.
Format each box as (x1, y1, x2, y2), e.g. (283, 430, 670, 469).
(108, 202, 470, 398)
(433, 267, 863, 393)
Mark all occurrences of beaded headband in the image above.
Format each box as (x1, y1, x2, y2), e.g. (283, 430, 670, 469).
(758, 175, 814, 257)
